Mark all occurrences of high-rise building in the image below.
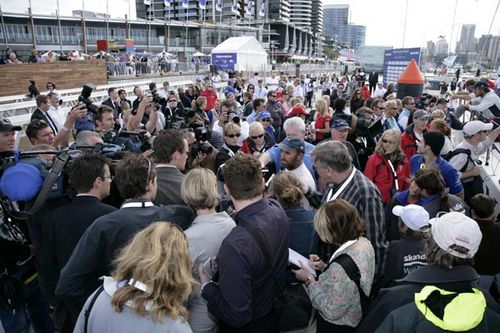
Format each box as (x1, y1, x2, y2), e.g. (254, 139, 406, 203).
(456, 24, 476, 53)
(322, 4, 365, 49)
(311, 0, 323, 35)
(268, 0, 291, 21)
(426, 40, 436, 57)
(289, 0, 312, 30)
(435, 36, 448, 55)
(347, 24, 365, 50)
(487, 35, 500, 66)
(322, 4, 348, 40)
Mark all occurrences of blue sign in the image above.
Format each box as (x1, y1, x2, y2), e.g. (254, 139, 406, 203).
(383, 47, 421, 87)
(211, 53, 237, 71)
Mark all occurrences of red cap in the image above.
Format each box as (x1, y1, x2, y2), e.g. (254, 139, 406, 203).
(289, 104, 308, 117)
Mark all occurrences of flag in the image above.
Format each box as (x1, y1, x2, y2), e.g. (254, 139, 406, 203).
(442, 55, 457, 68)
(144, 0, 151, 5)
(199, 0, 206, 9)
(245, 0, 253, 15)
(231, 0, 238, 14)
(183, 0, 189, 9)
(216, 0, 223, 12)
(258, 0, 266, 17)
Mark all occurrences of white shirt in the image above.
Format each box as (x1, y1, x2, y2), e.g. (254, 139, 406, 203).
(449, 138, 493, 178)
(468, 91, 500, 118)
(293, 85, 304, 97)
(287, 162, 316, 192)
(47, 106, 66, 131)
(266, 76, 279, 91)
(373, 87, 387, 98)
(254, 86, 268, 99)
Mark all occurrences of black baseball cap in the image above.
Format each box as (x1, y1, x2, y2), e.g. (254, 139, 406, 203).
(0, 118, 22, 132)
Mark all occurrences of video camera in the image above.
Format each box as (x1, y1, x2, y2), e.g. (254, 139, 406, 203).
(101, 129, 152, 154)
(189, 122, 213, 159)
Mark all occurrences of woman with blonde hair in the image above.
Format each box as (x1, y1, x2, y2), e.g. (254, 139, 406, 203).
(214, 122, 241, 172)
(240, 121, 275, 157)
(292, 199, 375, 332)
(364, 129, 410, 204)
(269, 172, 315, 257)
(182, 168, 236, 333)
(382, 100, 403, 133)
(74, 222, 195, 333)
(314, 98, 332, 143)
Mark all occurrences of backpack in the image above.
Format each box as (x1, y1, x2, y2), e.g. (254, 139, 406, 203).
(443, 148, 473, 173)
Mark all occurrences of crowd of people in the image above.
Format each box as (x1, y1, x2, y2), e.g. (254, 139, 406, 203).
(1, 67, 500, 333)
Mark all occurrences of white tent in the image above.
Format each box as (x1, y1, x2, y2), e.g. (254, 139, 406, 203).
(211, 36, 268, 72)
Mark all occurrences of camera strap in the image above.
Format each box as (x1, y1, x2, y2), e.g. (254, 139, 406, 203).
(25, 151, 69, 218)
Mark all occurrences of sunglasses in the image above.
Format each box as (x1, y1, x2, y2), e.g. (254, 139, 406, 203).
(168, 100, 177, 102)
(226, 133, 241, 138)
(382, 139, 397, 144)
(251, 134, 264, 139)
(261, 118, 272, 122)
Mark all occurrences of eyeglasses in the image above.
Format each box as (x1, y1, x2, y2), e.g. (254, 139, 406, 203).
(102, 175, 114, 181)
(261, 118, 272, 122)
(251, 134, 265, 139)
(226, 133, 241, 138)
(382, 139, 397, 144)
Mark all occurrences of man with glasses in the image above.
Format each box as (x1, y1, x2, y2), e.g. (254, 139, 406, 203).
(398, 96, 417, 129)
(56, 154, 195, 332)
(41, 155, 116, 333)
(401, 110, 429, 160)
(448, 121, 500, 204)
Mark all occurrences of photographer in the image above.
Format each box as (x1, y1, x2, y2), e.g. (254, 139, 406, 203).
(0, 117, 55, 332)
(127, 94, 160, 135)
(162, 95, 184, 129)
(26, 104, 87, 149)
(212, 99, 248, 144)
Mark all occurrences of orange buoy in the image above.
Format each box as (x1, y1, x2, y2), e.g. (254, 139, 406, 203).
(397, 59, 425, 98)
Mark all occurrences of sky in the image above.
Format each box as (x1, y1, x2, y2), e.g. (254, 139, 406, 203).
(1, 0, 500, 50)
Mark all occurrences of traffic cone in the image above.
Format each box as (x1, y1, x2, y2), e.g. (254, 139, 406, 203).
(396, 59, 425, 99)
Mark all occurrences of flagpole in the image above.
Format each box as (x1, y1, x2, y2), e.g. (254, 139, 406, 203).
(56, 0, 63, 52)
(82, 0, 87, 53)
(0, 3, 8, 48)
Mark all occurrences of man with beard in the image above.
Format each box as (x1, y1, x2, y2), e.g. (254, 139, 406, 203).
(279, 136, 316, 191)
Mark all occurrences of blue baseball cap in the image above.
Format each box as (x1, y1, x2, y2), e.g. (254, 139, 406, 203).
(278, 135, 305, 153)
(257, 111, 272, 120)
(0, 163, 43, 201)
(225, 86, 236, 96)
(330, 118, 351, 130)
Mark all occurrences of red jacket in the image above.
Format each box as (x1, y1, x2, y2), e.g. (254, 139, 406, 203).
(200, 89, 218, 111)
(400, 124, 424, 161)
(364, 152, 410, 204)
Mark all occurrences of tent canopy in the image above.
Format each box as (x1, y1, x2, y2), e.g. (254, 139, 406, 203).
(211, 36, 268, 72)
(211, 36, 267, 56)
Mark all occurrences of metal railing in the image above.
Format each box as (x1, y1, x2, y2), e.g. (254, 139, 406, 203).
(107, 61, 211, 77)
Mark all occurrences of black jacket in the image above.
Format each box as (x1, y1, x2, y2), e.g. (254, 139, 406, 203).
(41, 195, 116, 304)
(358, 265, 500, 333)
(55, 203, 195, 310)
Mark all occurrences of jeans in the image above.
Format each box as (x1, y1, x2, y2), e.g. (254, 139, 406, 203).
(0, 270, 55, 333)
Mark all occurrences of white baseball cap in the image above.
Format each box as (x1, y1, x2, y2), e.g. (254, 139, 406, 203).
(392, 205, 430, 231)
(463, 120, 493, 136)
(429, 212, 482, 259)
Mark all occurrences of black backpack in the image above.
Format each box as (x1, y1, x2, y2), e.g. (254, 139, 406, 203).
(443, 148, 473, 173)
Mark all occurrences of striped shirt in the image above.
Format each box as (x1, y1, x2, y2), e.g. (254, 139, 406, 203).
(323, 169, 388, 276)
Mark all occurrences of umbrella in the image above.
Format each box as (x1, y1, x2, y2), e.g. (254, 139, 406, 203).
(192, 51, 206, 57)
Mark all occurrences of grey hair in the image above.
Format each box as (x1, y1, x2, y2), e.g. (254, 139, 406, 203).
(283, 117, 305, 133)
(75, 130, 102, 147)
(310, 140, 352, 172)
(425, 237, 473, 269)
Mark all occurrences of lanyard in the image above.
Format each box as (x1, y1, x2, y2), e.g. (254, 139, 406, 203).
(121, 201, 154, 209)
(326, 167, 357, 202)
(387, 159, 399, 191)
